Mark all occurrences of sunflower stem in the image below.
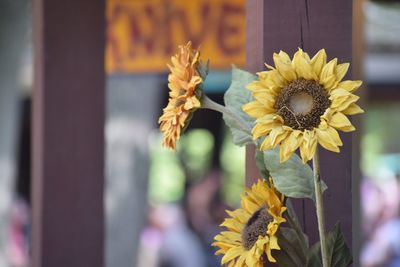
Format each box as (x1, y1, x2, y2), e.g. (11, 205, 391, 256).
(201, 95, 251, 134)
(313, 149, 329, 267)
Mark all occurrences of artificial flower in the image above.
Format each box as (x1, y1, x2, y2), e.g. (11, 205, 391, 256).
(243, 49, 364, 162)
(159, 42, 203, 149)
(212, 178, 287, 266)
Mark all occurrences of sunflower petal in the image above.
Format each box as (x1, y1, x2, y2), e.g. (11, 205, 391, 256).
(243, 101, 272, 119)
(343, 103, 364, 115)
(310, 49, 327, 77)
(329, 112, 355, 132)
(300, 130, 318, 163)
(221, 246, 243, 264)
(335, 63, 350, 82)
(273, 51, 297, 81)
(293, 48, 317, 80)
(316, 127, 341, 152)
(320, 58, 338, 89)
(338, 80, 362, 92)
(279, 130, 302, 162)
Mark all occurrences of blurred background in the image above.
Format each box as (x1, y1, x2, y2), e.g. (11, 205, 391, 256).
(0, 0, 400, 266)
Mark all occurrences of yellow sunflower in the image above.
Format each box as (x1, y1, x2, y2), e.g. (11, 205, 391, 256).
(243, 49, 364, 163)
(159, 42, 203, 149)
(212, 178, 286, 266)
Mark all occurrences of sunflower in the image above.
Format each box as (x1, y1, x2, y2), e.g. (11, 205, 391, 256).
(159, 42, 203, 149)
(212, 178, 286, 266)
(243, 49, 364, 163)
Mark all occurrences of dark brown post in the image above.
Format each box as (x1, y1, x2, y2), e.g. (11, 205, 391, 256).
(32, 1, 105, 266)
(246, 0, 354, 251)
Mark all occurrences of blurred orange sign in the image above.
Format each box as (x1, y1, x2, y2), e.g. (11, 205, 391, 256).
(106, 0, 245, 73)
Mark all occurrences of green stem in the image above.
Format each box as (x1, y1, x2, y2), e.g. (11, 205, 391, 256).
(313, 149, 329, 267)
(201, 95, 251, 134)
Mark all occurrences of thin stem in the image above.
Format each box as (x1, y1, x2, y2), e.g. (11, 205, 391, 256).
(201, 95, 251, 134)
(201, 94, 227, 114)
(313, 149, 329, 267)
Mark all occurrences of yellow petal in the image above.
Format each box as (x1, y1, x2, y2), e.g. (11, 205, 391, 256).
(279, 130, 302, 162)
(268, 69, 287, 90)
(293, 48, 317, 80)
(273, 51, 297, 81)
(326, 126, 343, 146)
(220, 218, 243, 233)
(269, 235, 280, 250)
(310, 49, 327, 77)
(184, 96, 200, 110)
(329, 88, 356, 109)
(320, 58, 338, 89)
(243, 101, 271, 118)
(252, 123, 275, 140)
(300, 130, 317, 163)
(247, 80, 266, 92)
(265, 243, 277, 263)
(226, 209, 250, 224)
(316, 127, 340, 153)
(252, 91, 276, 108)
(221, 246, 243, 264)
(245, 247, 259, 266)
(260, 135, 273, 151)
(337, 80, 362, 92)
(335, 63, 350, 82)
(241, 196, 259, 214)
(269, 127, 289, 147)
(342, 103, 364, 115)
(329, 112, 355, 132)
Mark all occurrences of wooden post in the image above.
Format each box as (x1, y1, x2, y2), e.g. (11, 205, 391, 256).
(32, 1, 105, 266)
(246, 0, 354, 250)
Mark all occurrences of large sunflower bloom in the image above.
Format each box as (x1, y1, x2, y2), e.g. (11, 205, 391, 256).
(243, 49, 364, 163)
(212, 179, 286, 266)
(159, 42, 203, 149)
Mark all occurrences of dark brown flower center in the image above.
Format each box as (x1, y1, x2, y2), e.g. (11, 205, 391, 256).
(242, 207, 272, 250)
(275, 79, 331, 130)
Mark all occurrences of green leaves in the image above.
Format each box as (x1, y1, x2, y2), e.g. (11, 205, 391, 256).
(223, 66, 256, 146)
(264, 147, 327, 202)
(273, 227, 308, 267)
(307, 223, 352, 267)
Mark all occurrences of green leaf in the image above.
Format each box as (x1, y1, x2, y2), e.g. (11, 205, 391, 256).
(264, 147, 327, 202)
(255, 149, 269, 179)
(307, 223, 352, 267)
(273, 227, 308, 267)
(223, 66, 256, 146)
(285, 199, 309, 251)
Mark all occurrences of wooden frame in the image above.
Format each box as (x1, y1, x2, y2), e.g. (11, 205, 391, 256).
(32, 1, 105, 266)
(245, 0, 354, 256)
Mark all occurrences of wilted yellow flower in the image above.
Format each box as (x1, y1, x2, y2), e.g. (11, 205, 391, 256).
(212, 179, 286, 266)
(243, 49, 364, 163)
(159, 42, 203, 149)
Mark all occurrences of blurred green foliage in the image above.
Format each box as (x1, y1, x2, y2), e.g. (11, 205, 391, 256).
(149, 128, 245, 206)
(220, 129, 245, 206)
(361, 103, 400, 177)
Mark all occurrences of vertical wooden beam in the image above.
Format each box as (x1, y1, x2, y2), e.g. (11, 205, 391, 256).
(352, 1, 365, 265)
(245, 0, 264, 188)
(246, 0, 354, 249)
(32, 1, 105, 266)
